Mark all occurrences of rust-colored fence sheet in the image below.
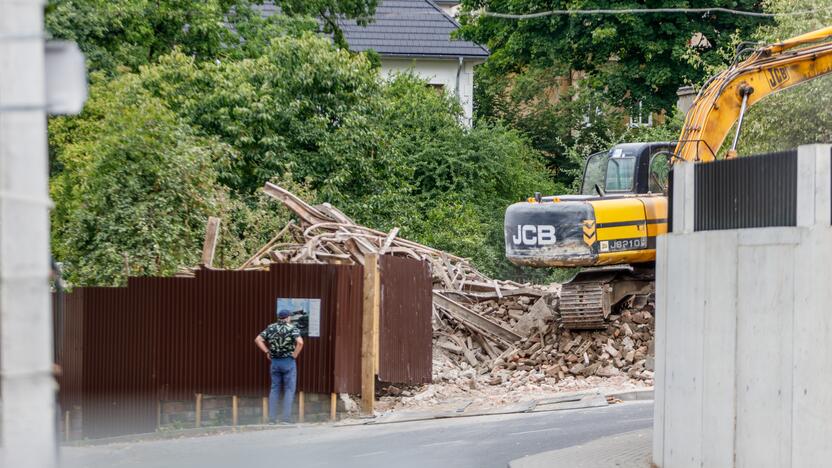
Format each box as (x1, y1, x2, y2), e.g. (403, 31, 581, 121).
(54, 259, 432, 438)
(378, 256, 433, 384)
(56, 264, 365, 438)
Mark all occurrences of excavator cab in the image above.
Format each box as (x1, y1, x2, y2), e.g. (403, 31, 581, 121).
(580, 143, 674, 197)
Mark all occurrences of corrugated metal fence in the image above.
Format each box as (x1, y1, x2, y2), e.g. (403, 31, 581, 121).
(668, 149, 800, 233)
(378, 256, 433, 384)
(55, 260, 431, 438)
(693, 149, 798, 231)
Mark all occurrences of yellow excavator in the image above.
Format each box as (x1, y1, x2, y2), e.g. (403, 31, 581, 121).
(505, 25, 832, 329)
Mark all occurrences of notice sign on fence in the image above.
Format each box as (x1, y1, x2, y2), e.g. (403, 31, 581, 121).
(276, 298, 321, 337)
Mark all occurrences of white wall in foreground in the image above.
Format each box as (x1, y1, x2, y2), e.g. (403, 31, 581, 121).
(654, 144, 832, 468)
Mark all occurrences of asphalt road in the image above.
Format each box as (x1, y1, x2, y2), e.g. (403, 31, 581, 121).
(61, 401, 654, 468)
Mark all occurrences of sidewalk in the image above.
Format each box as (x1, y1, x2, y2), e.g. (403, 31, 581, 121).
(508, 428, 652, 468)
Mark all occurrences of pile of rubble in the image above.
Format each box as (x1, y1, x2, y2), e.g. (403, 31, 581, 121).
(231, 183, 654, 406)
(430, 291, 654, 388)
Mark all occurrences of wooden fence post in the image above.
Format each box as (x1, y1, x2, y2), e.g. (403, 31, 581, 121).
(232, 395, 239, 427)
(361, 253, 380, 416)
(298, 391, 305, 423)
(201, 217, 221, 267)
(195, 394, 202, 428)
(262, 397, 268, 424)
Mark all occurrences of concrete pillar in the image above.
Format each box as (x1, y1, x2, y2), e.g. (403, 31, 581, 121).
(796, 144, 832, 227)
(671, 161, 694, 234)
(0, 1, 57, 467)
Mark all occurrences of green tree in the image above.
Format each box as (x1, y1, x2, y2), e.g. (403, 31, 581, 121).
(50, 30, 555, 283)
(459, 1, 768, 114)
(45, 0, 251, 73)
(140, 35, 380, 194)
(49, 74, 233, 286)
(44, 0, 377, 73)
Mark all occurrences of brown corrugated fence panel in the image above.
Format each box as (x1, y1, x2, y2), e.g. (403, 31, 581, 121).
(82, 287, 158, 438)
(56, 289, 84, 410)
(333, 264, 363, 394)
(378, 256, 433, 384)
(55, 263, 370, 438)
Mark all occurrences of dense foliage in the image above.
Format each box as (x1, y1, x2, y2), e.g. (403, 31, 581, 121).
(49, 75, 231, 285)
(44, 0, 376, 73)
(458, 0, 768, 114)
(458, 1, 769, 182)
(49, 31, 556, 285)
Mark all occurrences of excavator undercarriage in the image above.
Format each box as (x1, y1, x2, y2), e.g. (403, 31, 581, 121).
(558, 266, 654, 329)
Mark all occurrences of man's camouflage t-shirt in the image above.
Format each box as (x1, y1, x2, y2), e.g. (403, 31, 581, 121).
(259, 322, 301, 359)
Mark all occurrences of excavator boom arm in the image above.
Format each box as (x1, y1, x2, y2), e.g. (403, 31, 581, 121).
(675, 26, 832, 162)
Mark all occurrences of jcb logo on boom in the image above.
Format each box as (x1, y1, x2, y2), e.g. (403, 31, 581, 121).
(511, 225, 557, 246)
(767, 67, 790, 89)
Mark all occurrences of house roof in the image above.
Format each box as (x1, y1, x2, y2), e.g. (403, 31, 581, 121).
(256, 0, 489, 60)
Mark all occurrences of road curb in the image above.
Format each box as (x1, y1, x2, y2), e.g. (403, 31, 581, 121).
(606, 387, 654, 401)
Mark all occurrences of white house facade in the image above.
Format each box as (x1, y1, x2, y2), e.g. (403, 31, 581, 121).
(258, 0, 489, 126)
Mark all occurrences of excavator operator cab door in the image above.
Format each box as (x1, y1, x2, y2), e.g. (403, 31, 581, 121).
(646, 143, 675, 194)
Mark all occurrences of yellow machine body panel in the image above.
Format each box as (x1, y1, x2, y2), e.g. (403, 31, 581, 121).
(590, 196, 666, 266)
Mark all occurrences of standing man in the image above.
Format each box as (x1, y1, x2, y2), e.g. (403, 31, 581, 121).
(255, 309, 304, 423)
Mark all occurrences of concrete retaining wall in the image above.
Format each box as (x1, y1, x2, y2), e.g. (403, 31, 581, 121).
(653, 145, 832, 468)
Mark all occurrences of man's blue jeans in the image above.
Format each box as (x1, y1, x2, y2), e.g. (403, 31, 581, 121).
(269, 357, 297, 422)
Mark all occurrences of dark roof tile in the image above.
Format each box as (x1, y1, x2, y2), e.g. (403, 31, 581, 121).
(255, 0, 489, 58)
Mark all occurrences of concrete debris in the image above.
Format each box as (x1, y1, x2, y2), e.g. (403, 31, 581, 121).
(426, 297, 656, 406)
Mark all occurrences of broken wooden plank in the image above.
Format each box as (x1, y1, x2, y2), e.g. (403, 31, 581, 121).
(263, 182, 334, 226)
(491, 279, 503, 300)
(434, 287, 547, 301)
(379, 227, 400, 255)
(238, 220, 295, 269)
(433, 292, 521, 347)
(201, 217, 221, 268)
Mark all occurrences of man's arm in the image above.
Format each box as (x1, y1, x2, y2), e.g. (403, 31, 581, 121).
(292, 337, 304, 359)
(254, 335, 270, 360)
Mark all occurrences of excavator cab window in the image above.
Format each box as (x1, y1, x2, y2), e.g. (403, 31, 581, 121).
(605, 152, 636, 191)
(581, 149, 638, 195)
(581, 151, 608, 195)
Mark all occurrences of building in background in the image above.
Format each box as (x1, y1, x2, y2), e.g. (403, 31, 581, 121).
(258, 0, 489, 126)
(433, 0, 461, 17)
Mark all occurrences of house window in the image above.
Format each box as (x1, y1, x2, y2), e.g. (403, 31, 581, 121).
(629, 100, 653, 128)
(427, 83, 445, 94)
